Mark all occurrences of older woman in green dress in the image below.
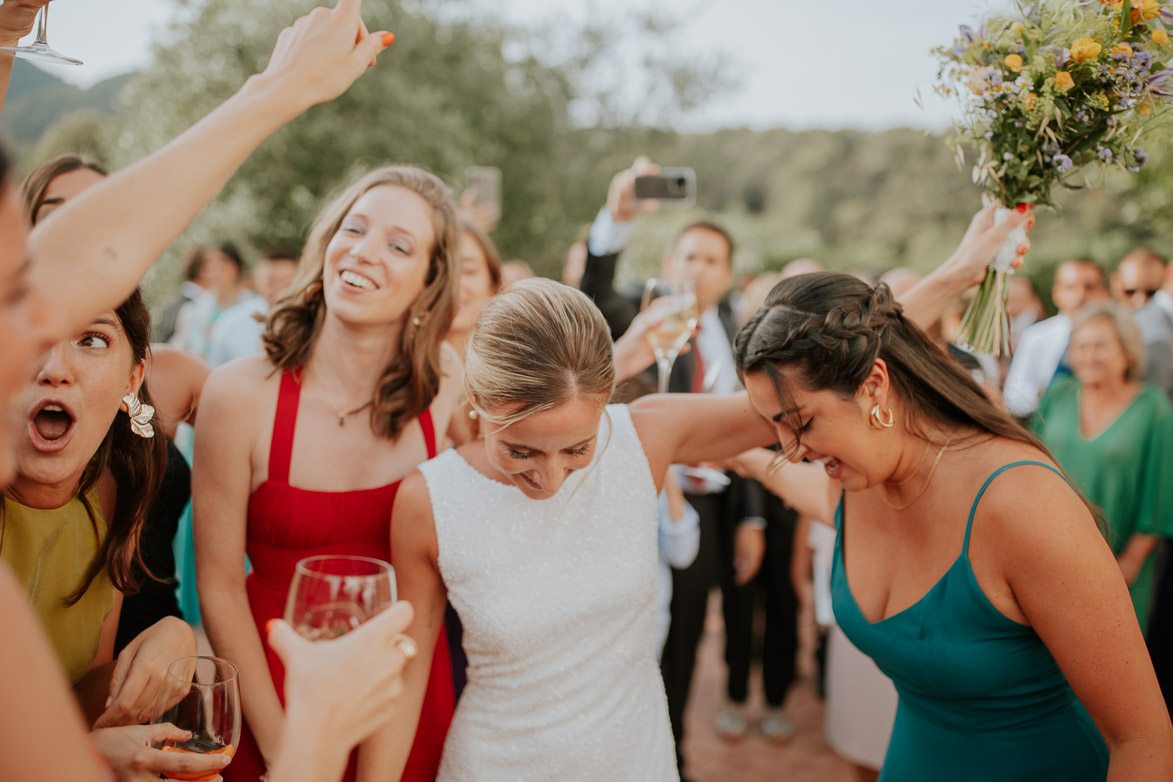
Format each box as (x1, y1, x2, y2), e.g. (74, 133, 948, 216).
(1032, 303, 1173, 635)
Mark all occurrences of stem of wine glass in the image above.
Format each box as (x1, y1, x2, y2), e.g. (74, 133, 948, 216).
(34, 8, 49, 47)
(656, 358, 672, 394)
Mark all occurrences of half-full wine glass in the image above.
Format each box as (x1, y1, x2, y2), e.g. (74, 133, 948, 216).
(284, 555, 396, 641)
(0, 8, 83, 66)
(641, 278, 698, 394)
(150, 656, 241, 782)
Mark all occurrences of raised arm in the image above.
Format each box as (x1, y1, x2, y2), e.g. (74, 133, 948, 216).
(0, 0, 50, 117)
(631, 392, 775, 493)
(27, 0, 393, 335)
(989, 466, 1173, 779)
(899, 204, 1030, 332)
(192, 361, 285, 767)
(724, 447, 837, 523)
(361, 471, 448, 782)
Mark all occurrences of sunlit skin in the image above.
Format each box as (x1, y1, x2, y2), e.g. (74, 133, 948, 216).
(448, 231, 498, 345)
(1116, 258, 1164, 310)
(0, 187, 67, 484)
(742, 366, 952, 503)
(1069, 316, 1134, 391)
(321, 185, 435, 334)
(1052, 261, 1108, 316)
(8, 312, 144, 510)
(471, 394, 606, 500)
(661, 226, 734, 314)
(32, 167, 106, 225)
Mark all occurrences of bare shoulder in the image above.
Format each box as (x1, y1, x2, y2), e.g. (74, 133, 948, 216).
(149, 343, 210, 383)
(203, 355, 277, 399)
(391, 470, 437, 561)
(199, 356, 280, 436)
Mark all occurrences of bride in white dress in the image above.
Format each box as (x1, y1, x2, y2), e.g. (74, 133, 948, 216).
(375, 279, 772, 781)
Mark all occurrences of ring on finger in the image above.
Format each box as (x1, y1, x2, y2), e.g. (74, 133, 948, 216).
(392, 635, 418, 662)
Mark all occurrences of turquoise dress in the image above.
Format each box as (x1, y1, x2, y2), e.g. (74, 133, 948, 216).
(832, 462, 1109, 780)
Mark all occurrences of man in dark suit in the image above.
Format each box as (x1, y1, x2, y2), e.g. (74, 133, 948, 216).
(580, 158, 768, 780)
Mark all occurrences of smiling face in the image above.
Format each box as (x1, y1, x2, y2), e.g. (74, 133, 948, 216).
(744, 368, 891, 491)
(450, 230, 498, 337)
(481, 394, 606, 500)
(661, 226, 734, 314)
(322, 185, 436, 328)
(13, 311, 144, 502)
(1069, 316, 1132, 388)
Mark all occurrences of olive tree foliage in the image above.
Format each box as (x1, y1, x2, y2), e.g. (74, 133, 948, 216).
(115, 0, 730, 306)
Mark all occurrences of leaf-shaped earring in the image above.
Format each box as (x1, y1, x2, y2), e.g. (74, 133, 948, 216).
(123, 393, 156, 439)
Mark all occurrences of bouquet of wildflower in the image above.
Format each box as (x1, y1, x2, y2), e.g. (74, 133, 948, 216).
(936, 0, 1173, 354)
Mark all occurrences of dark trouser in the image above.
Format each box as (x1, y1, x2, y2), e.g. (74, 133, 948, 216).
(720, 497, 798, 707)
(1148, 540, 1173, 714)
(660, 492, 724, 772)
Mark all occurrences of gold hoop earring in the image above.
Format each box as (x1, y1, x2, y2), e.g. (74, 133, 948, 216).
(869, 404, 895, 430)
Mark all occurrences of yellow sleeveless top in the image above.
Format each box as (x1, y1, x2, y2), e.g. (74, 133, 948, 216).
(1, 489, 113, 684)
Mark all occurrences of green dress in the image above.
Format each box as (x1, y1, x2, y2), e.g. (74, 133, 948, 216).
(833, 462, 1109, 781)
(1033, 378, 1173, 634)
(0, 489, 113, 684)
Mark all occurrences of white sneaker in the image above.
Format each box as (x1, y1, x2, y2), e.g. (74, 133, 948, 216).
(714, 705, 748, 740)
(760, 709, 795, 743)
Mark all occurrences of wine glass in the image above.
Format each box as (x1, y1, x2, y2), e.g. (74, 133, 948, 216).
(641, 278, 698, 394)
(149, 656, 241, 782)
(0, 7, 83, 66)
(284, 555, 396, 641)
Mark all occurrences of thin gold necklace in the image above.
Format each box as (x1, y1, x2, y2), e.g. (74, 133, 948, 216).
(889, 439, 933, 487)
(879, 435, 954, 511)
(313, 367, 375, 427)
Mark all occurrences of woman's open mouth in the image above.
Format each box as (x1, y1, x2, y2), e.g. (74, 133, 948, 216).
(27, 399, 76, 453)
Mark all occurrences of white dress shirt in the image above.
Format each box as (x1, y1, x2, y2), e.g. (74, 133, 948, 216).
(1002, 314, 1072, 418)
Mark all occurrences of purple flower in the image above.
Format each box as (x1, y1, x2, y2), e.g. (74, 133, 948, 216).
(951, 44, 967, 57)
(1003, 152, 1014, 160)
(959, 24, 975, 42)
(1135, 146, 1149, 168)
(1097, 146, 1113, 161)
(984, 131, 994, 139)
(1148, 69, 1173, 98)
(1054, 155, 1073, 171)
(1161, 7, 1173, 24)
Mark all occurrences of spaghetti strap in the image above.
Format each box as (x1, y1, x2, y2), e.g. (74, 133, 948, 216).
(267, 370, 302, 485)
(420, 408, 437, 460)
(963, 460, 1068, 554)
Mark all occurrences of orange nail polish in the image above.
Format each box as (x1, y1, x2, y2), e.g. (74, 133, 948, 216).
(1016, 244, 1029, 256)
(381, 32, 396, 46)
(265, 619, 277, 636)
(1026, 216, 1035, 229)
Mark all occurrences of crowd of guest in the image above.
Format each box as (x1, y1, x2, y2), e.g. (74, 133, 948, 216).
(1, 1, 1173, 781)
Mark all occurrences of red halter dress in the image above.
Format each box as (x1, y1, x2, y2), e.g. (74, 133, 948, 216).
(224, 370, 454, 782)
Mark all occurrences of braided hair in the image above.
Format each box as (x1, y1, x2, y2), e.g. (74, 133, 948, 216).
(734, 272, 1042, 455)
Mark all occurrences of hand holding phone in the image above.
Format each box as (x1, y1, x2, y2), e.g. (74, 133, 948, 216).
(634, 168, 696, 208)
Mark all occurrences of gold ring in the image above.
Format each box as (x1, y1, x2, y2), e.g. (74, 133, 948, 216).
(393, 635, 418, 662)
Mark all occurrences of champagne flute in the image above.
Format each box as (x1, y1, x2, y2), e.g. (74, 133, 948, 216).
(284, 555, 396, 641)
(150, 656, 241, 782)
(641, 278, 698, 394)
(0, 7, 83, 66)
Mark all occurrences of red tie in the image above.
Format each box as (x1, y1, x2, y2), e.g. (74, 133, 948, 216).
(690, 321, 705, 393)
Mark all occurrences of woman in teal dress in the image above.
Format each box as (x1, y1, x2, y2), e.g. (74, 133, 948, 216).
(1032, 303, 1173, 636)
(731, 249, 1173, 780)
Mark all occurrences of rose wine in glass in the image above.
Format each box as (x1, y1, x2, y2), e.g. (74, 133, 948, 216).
(284, 555, 396, 640)
(0, 8, 82, 65)
(642, 279, 698, 394)
(150, 656, 241, 782)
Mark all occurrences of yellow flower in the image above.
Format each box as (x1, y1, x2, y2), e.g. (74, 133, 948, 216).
(1112, 42, 1133, 58)
(1132, 0, 1160, 22)
(1154, 29, 1170, 47)
(1025, 92, 1038, 109)
(1140, 100, 1153, 115)
(1054, 71, 1075, 91)
(1011, 22, 1024, 35)
(1070, 37, 1103, 62)
(1004, 53, 1023, 72)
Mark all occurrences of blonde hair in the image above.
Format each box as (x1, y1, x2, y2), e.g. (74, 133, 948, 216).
(262, 166, 460, 440)
(465, 278, 614, 427)
(1069, 302, 1147, 380)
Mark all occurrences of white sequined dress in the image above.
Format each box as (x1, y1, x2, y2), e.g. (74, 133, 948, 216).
(419, 404, 679, 782)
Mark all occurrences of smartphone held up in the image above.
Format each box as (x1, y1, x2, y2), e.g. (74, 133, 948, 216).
(634, 167, 696, 208)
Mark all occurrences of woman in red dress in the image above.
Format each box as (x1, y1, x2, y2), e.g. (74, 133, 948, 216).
(195, 166, 463, 782)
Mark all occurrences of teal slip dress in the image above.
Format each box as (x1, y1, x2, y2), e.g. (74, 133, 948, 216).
(832, 461, 1109, 780)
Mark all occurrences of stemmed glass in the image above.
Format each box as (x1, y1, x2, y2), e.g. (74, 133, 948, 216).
(149, 656, 241, 782)
(0, 7, 83, 66)
(641, 278, 698, 394)
(284, 555, 396, 640)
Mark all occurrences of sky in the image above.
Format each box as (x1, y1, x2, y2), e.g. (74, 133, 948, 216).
(24, 0, 1016, 131)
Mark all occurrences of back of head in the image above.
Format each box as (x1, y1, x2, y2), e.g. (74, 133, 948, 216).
(465, 278, 614, 427)
(735, 271, 1038, 446)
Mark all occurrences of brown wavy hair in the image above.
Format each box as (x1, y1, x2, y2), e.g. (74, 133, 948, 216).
(20, 153, 108, 225)
(262, 166, 459, 440)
